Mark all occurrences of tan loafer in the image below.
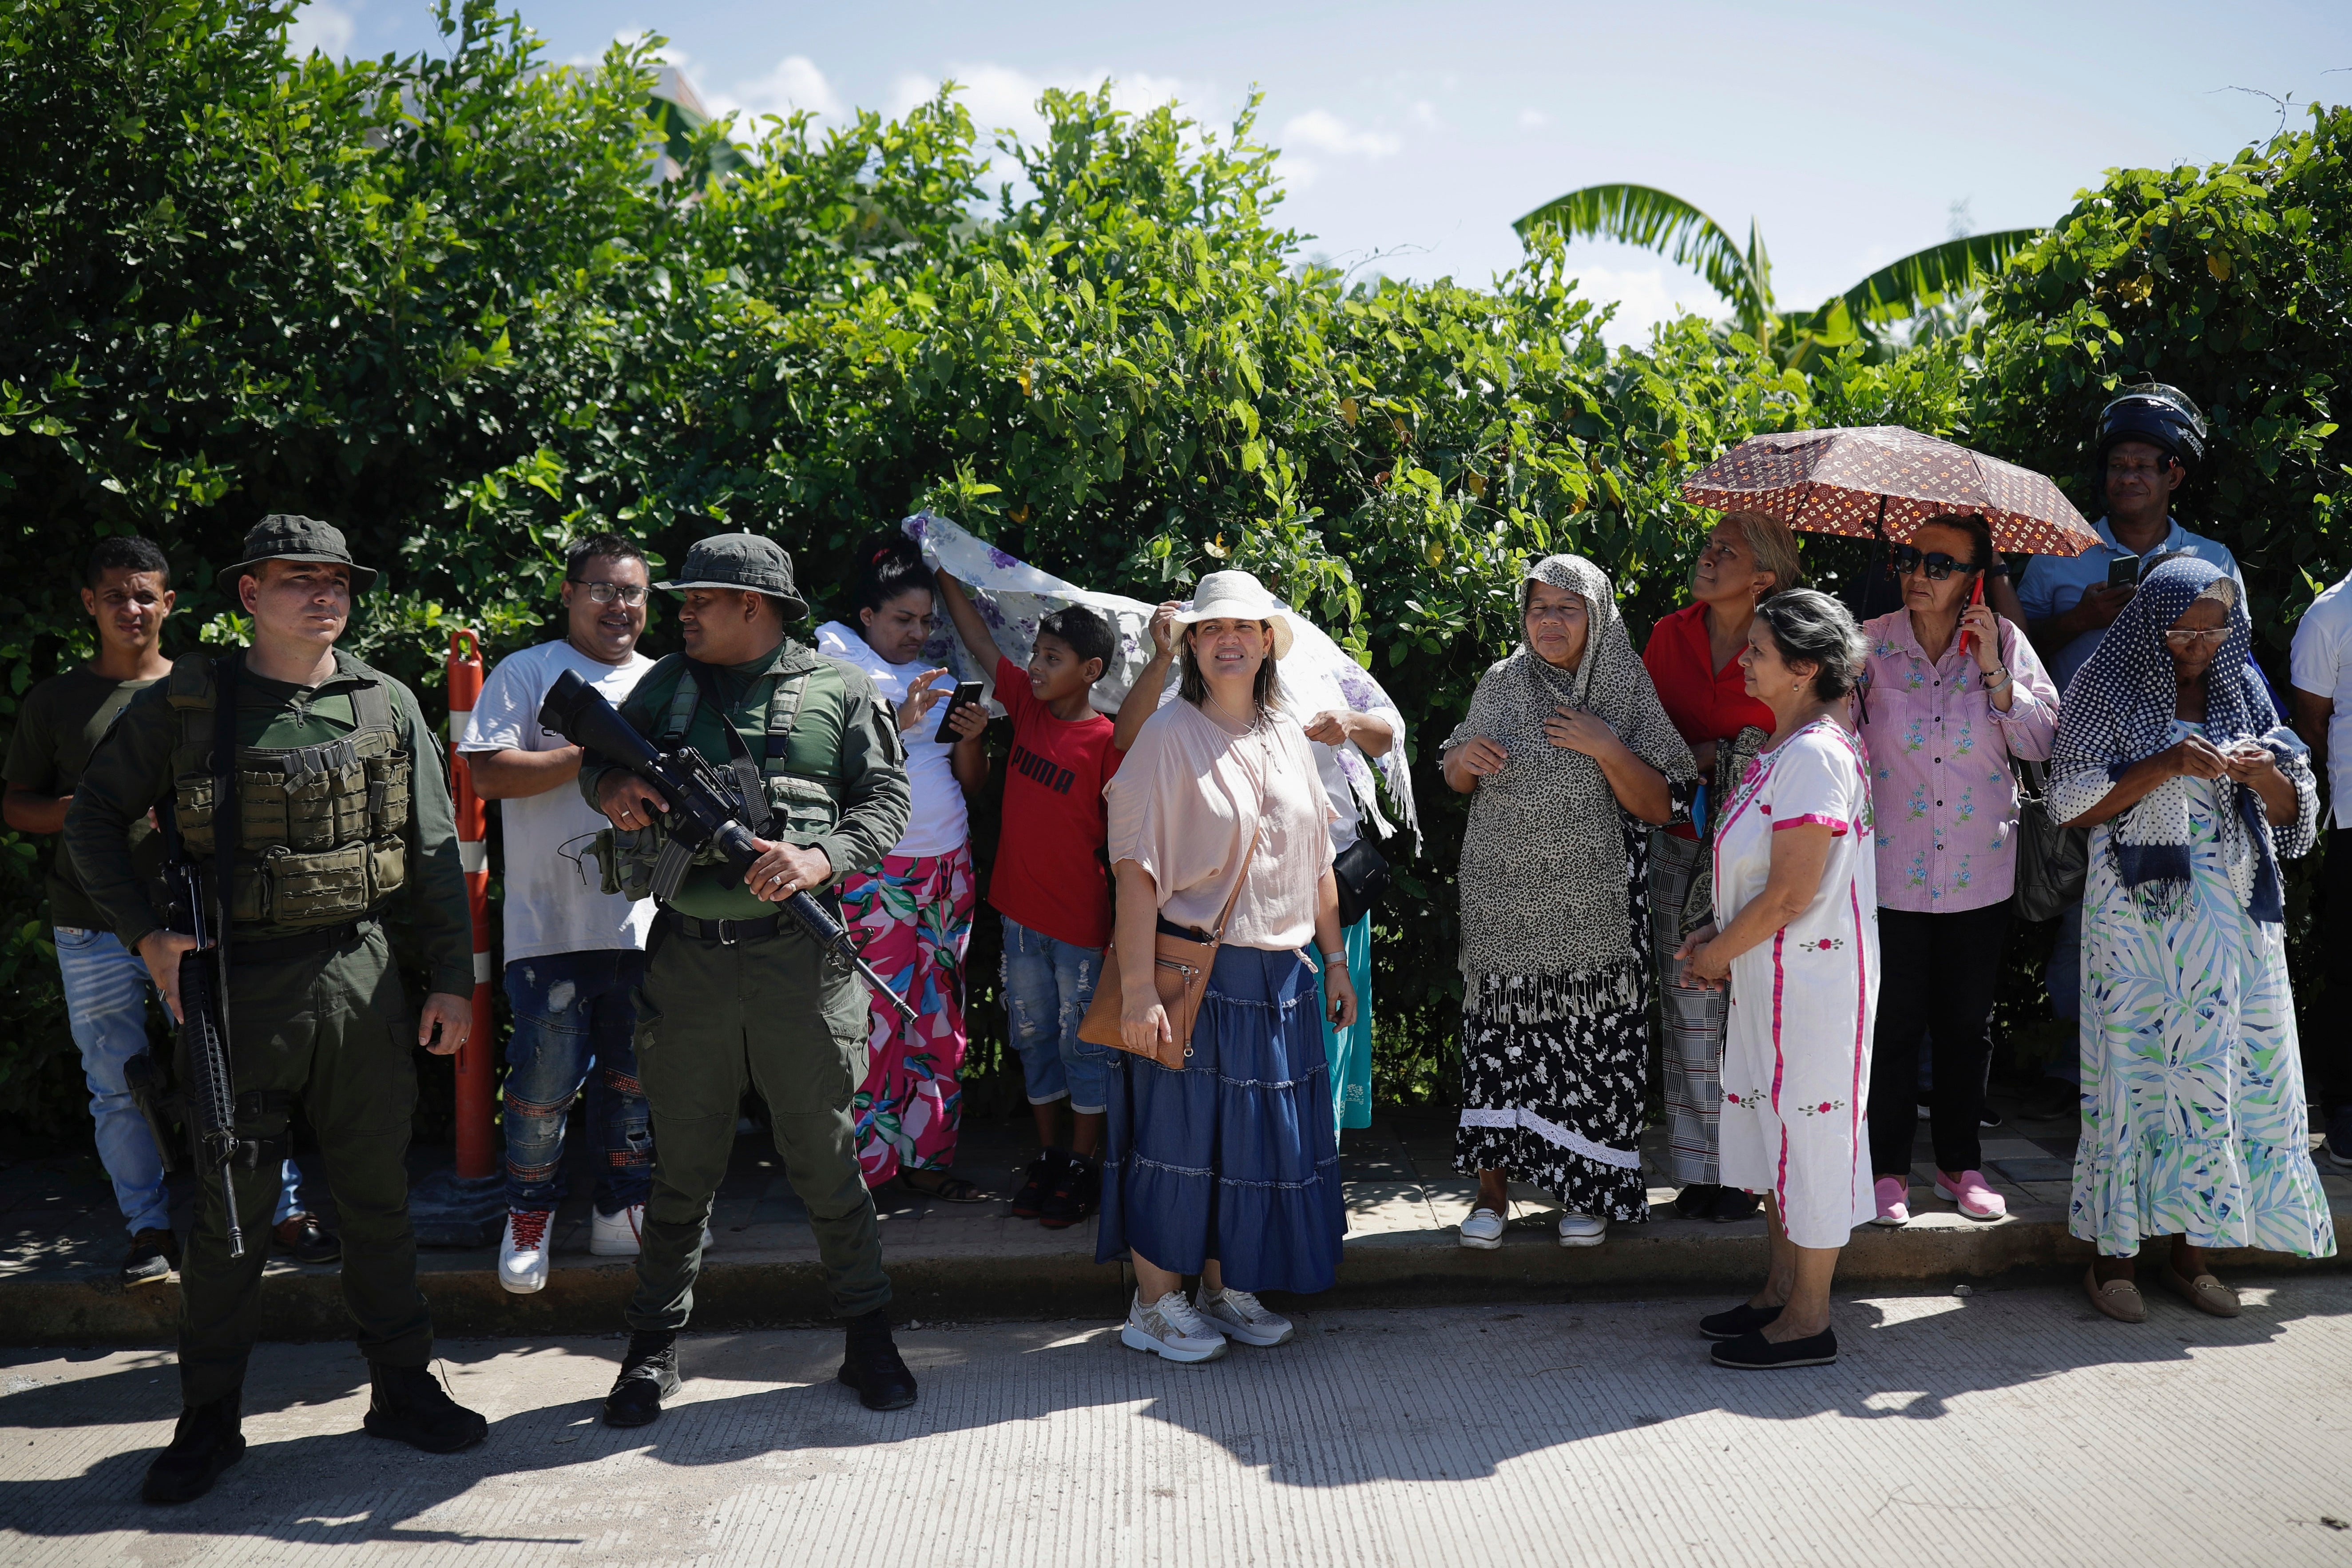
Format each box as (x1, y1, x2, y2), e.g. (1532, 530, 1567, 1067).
(2083, 1266, 2146, 1323)
(2162, 1262, 2241, 1318)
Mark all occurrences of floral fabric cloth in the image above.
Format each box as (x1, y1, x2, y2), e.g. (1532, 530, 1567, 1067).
(900, 510, 1418, 849)
(2069, 722, 2335, 1259)
(1856, 610, 2059, 913)
(843, 845, 978, 1185)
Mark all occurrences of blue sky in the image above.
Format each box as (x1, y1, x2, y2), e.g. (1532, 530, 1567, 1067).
(293, 1, 2351, 343)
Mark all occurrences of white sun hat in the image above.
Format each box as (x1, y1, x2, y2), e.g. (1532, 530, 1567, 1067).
(1169, 570, 1300, 659)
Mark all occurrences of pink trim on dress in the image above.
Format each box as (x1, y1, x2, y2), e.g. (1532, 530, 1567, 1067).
(1770, 928, 1789, 1217)
(1772, 813, 1849, 834)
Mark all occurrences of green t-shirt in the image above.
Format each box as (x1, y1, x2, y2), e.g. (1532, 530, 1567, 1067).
(235, 672, 359, 749)
(3, 667, 167, 929)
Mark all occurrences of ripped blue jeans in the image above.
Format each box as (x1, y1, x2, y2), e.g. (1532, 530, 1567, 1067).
(999, 915, 1109, 1115)
(501, 949, 652, 1215)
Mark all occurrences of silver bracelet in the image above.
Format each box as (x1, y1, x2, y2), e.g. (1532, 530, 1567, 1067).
(1983, 666, 2013, 692)
(1321, 949, 1348, 963)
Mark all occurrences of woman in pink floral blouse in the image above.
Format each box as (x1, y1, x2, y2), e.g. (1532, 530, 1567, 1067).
(1854, 515, 2060, 1226)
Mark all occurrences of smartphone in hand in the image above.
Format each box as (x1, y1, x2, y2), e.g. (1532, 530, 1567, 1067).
(2106, 553, 2142, 590)
(932, 680, 984, 743)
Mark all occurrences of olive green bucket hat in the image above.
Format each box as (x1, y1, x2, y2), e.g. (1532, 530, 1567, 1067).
(214, 514, 380, 591)
(653, 532, 808, 619)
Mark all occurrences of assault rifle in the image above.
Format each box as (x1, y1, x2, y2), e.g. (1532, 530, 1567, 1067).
(136, 804, 249, 1259)
(539, 667, 917, 1025)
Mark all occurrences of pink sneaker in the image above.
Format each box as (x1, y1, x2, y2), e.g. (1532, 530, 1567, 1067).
(1871, 1175, 1910, 1227)
(1935, 1169, 2007, 1221)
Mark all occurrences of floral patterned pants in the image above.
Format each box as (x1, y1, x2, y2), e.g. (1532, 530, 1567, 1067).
(841, 844, 977, 1185)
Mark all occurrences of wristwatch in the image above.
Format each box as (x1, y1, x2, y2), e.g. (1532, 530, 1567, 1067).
(1983, 556, 2012, 580)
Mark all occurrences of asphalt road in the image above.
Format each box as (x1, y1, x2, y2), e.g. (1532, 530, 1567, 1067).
(4, 1274, 2349, 1567)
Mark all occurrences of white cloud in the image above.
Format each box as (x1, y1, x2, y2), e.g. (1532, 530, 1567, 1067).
(891, 64, 1192, 148)
(1407, 99, 1440, 131)
(1566, 264, 1718, 349)
(1280, 109, 1402, 160)
(708, 55, 843, 123)
(1518, 108, 1551, 130)
(287, 0, 355, 60)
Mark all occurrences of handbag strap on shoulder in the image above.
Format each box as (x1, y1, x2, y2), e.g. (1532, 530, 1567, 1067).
(1205, 824, 1261, 946)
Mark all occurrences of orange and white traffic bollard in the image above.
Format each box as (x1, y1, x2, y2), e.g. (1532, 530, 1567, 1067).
(446, 628, 497, 1183)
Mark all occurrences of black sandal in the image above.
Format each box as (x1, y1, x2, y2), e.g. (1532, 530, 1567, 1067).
(900, 1171, 990, 1204)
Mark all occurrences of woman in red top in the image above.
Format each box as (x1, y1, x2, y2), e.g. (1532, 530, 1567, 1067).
(1640, 510, 1802, 1222)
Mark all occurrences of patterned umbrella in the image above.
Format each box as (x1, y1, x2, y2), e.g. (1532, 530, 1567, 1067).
(1679, 425, 2098, 556)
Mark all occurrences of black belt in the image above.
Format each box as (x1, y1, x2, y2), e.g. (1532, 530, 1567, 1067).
(227, 919, 374, 966)
(658, 910, 785, 946)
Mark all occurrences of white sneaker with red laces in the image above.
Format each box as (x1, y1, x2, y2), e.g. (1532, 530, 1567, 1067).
(499, 1209, 554, 1295)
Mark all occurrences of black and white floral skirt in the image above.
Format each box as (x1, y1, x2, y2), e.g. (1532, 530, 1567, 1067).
(1452, 960, 1652, 1223)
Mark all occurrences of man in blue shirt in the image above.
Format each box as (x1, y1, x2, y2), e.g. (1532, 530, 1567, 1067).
(2015, 385, 2238, 1119)
(2016, 385, 2242, 692)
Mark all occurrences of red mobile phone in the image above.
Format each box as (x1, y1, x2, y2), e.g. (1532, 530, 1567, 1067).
(1959, 572, 1985, 659)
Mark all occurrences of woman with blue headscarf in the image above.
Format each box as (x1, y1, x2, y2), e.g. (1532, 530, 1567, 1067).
(2052, 556, 2335, 1323)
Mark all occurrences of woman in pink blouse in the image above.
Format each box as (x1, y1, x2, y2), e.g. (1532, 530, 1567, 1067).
(1855, 515, 2060, 1225)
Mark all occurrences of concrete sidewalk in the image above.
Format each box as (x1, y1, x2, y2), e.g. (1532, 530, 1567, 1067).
(5, 1278, 2352, 1567)
(5, 1102, 2346, 1346)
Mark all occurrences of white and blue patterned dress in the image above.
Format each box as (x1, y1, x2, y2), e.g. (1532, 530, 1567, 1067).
(2070, 720, 2336, 1258)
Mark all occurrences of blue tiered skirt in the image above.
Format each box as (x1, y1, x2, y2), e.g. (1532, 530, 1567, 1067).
(1097, 943, 1349, 1294)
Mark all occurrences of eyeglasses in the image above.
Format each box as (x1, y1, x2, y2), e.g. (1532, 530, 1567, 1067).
(2163, 627, 2228, 648)
(573, 581, 650, 607)
(1887, 544, 1971, 581)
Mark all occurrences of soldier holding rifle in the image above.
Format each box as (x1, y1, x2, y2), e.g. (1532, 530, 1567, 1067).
(65, 516, 487, 1504)
(575, 533, 917, 1428)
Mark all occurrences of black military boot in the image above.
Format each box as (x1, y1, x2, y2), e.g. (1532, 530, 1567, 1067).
(603, 1330, 680, 1428)
(362, 1362, 488, 1453)
(836, 1309, 917, 1411)
(142, 1389, 246, 1504)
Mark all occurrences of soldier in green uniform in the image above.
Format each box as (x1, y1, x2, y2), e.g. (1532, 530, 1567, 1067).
(66, 516, 488, 1504)
(579, 533, 918, 1427)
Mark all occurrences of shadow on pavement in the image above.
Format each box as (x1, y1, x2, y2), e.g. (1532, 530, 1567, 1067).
(2, 1274, 2345, 1544)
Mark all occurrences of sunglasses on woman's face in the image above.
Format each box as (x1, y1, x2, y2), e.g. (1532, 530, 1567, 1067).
(1887, 544, 1969, 581)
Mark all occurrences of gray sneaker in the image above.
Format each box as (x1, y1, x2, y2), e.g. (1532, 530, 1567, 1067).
(1120, 1290, 1228, 1363)
(1197, 1285, 1294, 1346)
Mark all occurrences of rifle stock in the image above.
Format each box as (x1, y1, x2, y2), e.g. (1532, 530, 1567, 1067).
(539, 667, 919, 1025)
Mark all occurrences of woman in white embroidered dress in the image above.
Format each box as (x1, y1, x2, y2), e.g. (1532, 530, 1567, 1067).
(1676, 589, 1878, 1370)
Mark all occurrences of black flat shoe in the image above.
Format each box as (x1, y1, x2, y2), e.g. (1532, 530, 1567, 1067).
(1671, 1184, 1719, 1219)
(603, 1331, 680, 1428)
(1707, 1187, 1760, 1223)
(1697, 1301, 1783, 1342)
(1710, 1326, 1838, 1369)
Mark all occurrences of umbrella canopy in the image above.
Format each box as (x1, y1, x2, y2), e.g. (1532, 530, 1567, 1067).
(1679, 425, 2098, 557)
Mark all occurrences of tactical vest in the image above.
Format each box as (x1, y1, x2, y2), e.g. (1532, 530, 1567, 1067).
(165, 653, 413, 928)
(596, 659, 844, 902)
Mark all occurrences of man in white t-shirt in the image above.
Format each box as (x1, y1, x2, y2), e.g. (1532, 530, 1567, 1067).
(460, 534, 659, 1293)
(2289, 570, 2352, 1168)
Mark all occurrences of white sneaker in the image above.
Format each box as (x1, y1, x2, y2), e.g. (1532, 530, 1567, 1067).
(1120, 1290, 1229, 1363)
(1197, 1285, 1294, 1346)
(590, 1204, 644, 1257)
(1557, 1212, 1607, 1248)
(1459, 1207, 1506, 1250)
(499, 1209, 553, 1294)
(590, 1204, 711, 1257)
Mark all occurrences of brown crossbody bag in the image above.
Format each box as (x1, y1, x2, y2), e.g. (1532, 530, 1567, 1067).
(1076, 825, 1259, 1070)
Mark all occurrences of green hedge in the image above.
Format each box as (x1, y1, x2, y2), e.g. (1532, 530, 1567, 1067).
(2, 0, 2344, 1134)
